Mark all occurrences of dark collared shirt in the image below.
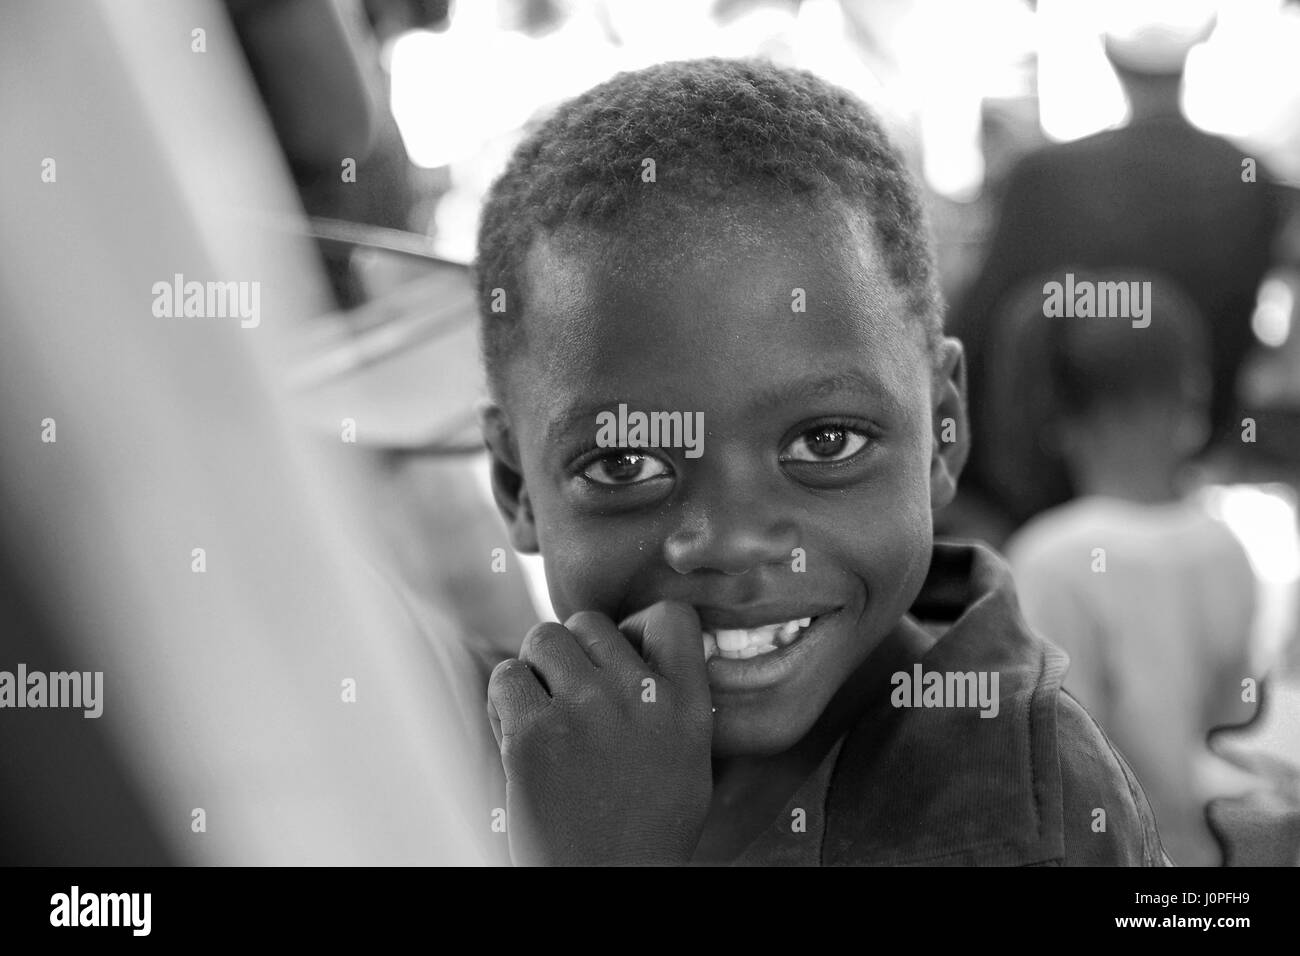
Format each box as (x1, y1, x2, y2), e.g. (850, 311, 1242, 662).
(734, 541, 1171, 866)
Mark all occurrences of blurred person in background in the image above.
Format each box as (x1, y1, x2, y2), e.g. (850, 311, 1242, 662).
(1003, 272, 1257, 866)
(950, 9, 1286, 542)
(225, 0, 542, 668)
(223, 0, 446, 306)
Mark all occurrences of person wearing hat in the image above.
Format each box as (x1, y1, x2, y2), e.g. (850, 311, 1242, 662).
(949, 6, 1287, 540)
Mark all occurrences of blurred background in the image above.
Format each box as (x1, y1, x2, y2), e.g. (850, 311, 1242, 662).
(3, 0, 1299, 866)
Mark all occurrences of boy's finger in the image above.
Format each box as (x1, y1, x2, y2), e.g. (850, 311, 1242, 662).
(564, 610, 643, 674)
(486, 696, 503, 749)
(518, 622, 594, 696)
(487, 658, 550, 738)
(618, 601, 709, 700)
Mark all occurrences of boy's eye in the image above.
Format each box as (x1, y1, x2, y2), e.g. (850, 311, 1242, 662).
(581, 452, 670, 485)
(780, 425, 869, 463)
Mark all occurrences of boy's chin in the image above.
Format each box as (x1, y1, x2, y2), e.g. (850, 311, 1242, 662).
(710, 711, 813, 759)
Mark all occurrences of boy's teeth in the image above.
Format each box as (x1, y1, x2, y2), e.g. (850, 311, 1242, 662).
(714, 629, 752, 652)
(702, 616, 815, 661)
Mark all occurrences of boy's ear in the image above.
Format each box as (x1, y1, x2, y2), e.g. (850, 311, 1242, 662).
(478, 402, 540, 554)
(929, 337, 970, 512)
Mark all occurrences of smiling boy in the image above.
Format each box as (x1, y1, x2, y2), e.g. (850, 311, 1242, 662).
(475, 59, 1168, 866)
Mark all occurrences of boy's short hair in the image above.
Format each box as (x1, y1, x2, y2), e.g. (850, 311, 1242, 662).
(474, 57, 941, 397)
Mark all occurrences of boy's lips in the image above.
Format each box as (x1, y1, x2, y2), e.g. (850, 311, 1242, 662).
(695, 604, 842, 691)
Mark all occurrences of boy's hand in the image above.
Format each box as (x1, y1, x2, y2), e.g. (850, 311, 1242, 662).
(487, 601, 713, 866)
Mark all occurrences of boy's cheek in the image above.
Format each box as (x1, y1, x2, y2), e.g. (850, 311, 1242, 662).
(846, 499, 933, 610)
(540, 528, 644, 621)
(534, 490, 673, 616)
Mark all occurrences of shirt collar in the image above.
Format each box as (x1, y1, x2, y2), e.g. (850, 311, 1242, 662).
(822, 540, 1071, 866)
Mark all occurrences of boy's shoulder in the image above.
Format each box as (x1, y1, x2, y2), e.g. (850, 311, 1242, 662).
(820, 541, 1169, 866)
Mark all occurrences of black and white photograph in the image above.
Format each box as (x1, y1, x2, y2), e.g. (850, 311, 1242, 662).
(2, 0, 1300, 925)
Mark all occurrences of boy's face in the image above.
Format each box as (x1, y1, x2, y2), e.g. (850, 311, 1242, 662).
(483, 198, 967, 756)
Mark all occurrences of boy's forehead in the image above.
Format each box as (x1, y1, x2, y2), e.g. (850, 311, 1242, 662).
(506, 198, 927, 415)
(526, 202, 908, 341)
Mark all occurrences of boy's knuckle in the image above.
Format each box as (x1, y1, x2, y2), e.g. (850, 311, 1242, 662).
(487, 658, 526, 698)
(520, 621, 572, 662)
(565, 609, 612, 633)
(502, 700, 556, 743)
(561, 682, 611, 721)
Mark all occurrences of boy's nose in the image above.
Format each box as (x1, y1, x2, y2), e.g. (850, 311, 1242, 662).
(663, 497, 800, 576)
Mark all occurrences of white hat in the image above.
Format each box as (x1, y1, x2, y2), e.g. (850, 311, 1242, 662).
(1102, 0, 1216, 75)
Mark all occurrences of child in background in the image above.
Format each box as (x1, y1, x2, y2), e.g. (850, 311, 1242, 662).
(1005, 273, 1257, 866)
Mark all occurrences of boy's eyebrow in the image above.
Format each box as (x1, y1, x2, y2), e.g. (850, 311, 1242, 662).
(544, 402, 610, 446)
(544, 369, 905, 446)
(749, 370, 906, 418)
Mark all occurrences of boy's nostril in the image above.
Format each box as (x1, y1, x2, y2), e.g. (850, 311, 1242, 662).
(663, 515, 800, 576)
(664, 534, 794, 576)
